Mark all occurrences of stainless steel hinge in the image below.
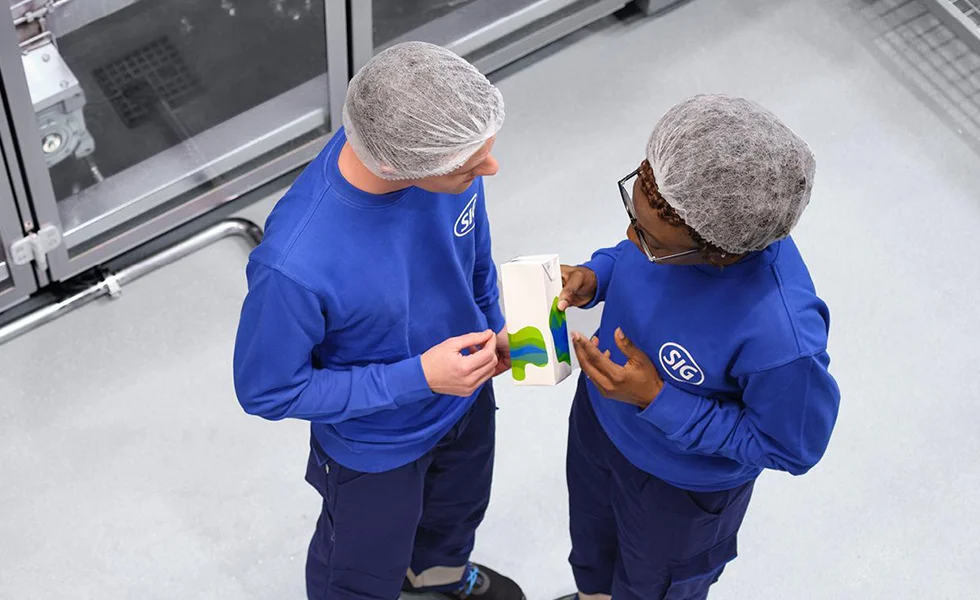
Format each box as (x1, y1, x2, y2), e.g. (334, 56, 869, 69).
(9, 224, 62, 271)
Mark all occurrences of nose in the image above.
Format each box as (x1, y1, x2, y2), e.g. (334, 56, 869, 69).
(480, 154, 500, 177)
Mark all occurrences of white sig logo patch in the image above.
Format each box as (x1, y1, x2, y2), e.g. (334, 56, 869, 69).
(659, 342, 705, 386)
(454, 194, 478, 238)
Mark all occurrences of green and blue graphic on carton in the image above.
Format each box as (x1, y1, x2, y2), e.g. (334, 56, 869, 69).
(508, 297, 571, 381)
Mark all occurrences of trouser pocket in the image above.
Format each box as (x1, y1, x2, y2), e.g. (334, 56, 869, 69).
(663, 532, 738, 600)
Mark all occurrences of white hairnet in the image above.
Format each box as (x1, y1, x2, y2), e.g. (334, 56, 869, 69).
(646, 94, 816, 254)
(342, 41, 505, 180)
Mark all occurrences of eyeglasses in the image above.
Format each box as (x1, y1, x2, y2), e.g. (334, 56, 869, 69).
(618, 168, 701, 264)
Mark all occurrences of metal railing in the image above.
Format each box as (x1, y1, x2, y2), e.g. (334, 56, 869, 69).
(854, 0, 980, 146)
(0, 218, 262, 346)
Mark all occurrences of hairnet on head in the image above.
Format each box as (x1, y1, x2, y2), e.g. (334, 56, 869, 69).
(646, 94, 816, 254)
(342, 41, 505, 181)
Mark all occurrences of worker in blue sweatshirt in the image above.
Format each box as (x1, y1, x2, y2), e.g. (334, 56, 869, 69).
(233, 42, 525, 600)
(553, 95, 841, 600)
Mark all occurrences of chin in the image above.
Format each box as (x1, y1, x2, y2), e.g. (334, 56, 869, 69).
(419, 178, 475, 195)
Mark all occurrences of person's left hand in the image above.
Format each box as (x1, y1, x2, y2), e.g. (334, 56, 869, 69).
(572, 328, 664, 408)
(493, 327, 512, 377)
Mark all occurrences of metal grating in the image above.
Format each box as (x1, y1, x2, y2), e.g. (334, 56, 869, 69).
(854, 0, 980, 144)
(93, 37, 201, 129)
(951, 0, 980, 25)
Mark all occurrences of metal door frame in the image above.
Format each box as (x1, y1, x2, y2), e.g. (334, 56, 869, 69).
(0, 133, 38, 313)
(0, 0, 349, 286)
(0, 11, 65, 283)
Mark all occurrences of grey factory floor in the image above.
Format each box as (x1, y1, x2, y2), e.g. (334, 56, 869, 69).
(3, 0, 980, 598)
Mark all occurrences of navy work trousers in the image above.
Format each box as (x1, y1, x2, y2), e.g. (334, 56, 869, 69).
(567, 376, 755, 600)
(305, 385, 496, 600)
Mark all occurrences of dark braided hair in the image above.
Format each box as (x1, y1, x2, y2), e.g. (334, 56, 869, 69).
(637, 160, 730, 267)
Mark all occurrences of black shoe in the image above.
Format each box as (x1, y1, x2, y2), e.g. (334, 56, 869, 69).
(401, 563, 525, 600)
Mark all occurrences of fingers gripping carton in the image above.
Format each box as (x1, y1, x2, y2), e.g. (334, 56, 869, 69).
(500, 255, 573, 386)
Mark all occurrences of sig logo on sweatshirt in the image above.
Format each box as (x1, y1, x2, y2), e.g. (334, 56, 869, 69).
(454, 193, 478, 238)
(659, 343, 705, 386)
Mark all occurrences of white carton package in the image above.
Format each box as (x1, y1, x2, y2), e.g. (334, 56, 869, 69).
(500, 254, 573, 386)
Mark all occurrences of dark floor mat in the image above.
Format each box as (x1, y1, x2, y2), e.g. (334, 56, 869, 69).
(92, 37, 202, 129)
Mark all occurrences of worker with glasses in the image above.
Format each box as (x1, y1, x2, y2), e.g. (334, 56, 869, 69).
(555, 95, 842, 600)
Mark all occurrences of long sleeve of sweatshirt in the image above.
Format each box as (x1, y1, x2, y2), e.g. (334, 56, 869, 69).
(472, 183, 505, 333)
(233, 263, 433, 424)
(581, 241, 630, 308)
(639, 351, 841, 476)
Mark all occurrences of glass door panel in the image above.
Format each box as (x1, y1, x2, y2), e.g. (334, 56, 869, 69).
(6, 0, 334, 265)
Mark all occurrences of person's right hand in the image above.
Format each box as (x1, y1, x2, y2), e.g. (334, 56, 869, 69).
(421, 330, 498, 396)
(557, 265, 598, 311)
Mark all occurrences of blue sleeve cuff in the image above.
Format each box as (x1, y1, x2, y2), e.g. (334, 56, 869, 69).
(484, 303, 506, 334)
(387, 356, 433, 407)
(638, 384, 703, 436)
(581, 256, 616, 309)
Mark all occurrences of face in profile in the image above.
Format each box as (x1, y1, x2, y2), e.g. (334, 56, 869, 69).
(415, 137, 500, 195)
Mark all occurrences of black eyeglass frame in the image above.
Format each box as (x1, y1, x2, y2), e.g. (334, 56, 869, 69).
(618, 168, 701, 264)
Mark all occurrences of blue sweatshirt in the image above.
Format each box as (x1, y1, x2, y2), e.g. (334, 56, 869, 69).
(582, 238, 840, 491)
(233, 129, 504, 473)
